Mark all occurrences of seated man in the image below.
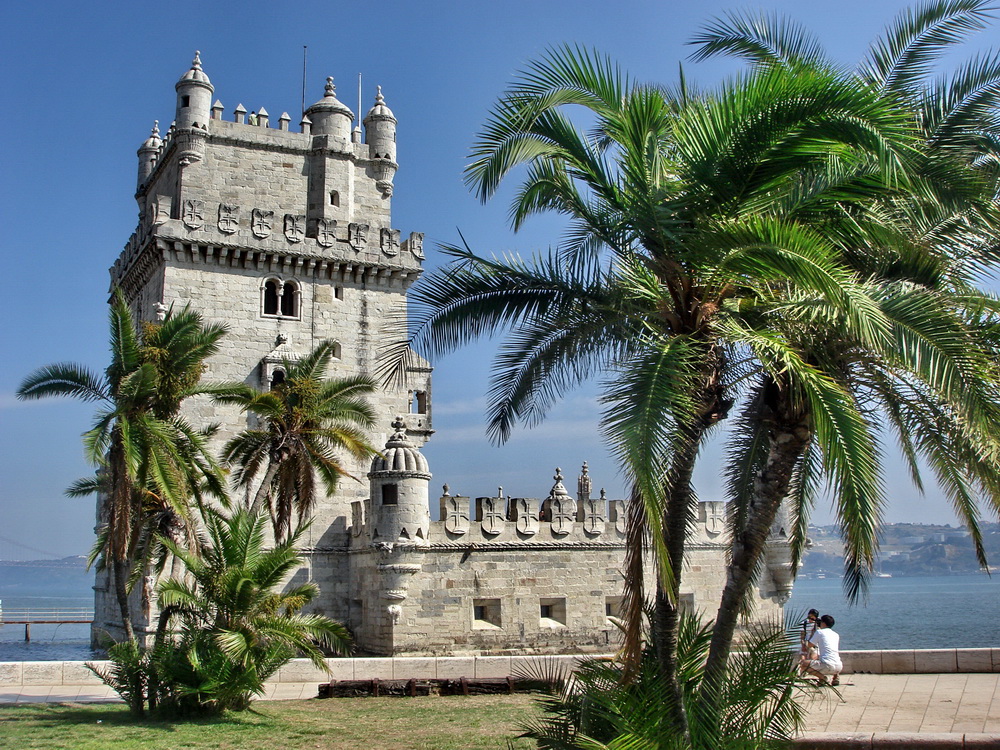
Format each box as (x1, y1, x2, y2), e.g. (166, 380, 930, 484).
(799, 614, 842, 686)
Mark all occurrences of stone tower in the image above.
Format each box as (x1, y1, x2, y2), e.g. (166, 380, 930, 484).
(94, 52, 796, 653)
(94, 52, 432, 644)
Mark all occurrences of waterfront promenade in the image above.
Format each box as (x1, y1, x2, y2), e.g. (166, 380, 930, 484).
(4, 669, 1000, 748)
(2, 672, 1000, 735)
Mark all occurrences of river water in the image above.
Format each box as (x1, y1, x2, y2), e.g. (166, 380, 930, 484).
(787, 574, 1000, 650)
(1, 575, 997, 661)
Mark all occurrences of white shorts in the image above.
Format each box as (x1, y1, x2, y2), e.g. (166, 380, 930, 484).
(808, 659, 841, 675)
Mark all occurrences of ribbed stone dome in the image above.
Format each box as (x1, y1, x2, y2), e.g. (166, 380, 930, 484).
(370, 417, 429, 475)
(140, 121, 162, 151)
(364, 86, 396, 123)
(177, 51, 212, 87)
(306, 77, 354, 120)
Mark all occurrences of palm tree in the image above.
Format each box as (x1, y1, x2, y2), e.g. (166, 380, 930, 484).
(152, 507, 351, 713)
(17, 292, 229, 640)
(689, 0, 1000, 695)
(219, 340, 379, 544)
(517, 611, 810, 750)
(395, 47, 918, 733)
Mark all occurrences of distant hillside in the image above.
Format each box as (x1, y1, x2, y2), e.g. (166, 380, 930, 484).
(802, 522, 1000, 577)
(0, 556, 92, 597)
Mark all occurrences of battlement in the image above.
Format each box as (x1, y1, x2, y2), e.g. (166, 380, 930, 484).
(114, 53, 417, 298)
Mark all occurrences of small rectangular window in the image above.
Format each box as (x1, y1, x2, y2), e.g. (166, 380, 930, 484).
(605, 596, 623, 620)
(539, 597, 566, 627)
(382, 484, 398, 505)
(473, 598, 501, 629)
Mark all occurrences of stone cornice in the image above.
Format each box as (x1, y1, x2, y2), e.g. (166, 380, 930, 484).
(112, 234, 423, 293)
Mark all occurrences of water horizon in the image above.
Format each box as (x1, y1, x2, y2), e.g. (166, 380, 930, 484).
(2, 572, 996, 662)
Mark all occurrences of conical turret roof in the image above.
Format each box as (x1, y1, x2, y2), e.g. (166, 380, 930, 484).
(176, 51, 212, 89)
(364, 86, 396, 123)
(305, 77, 354, 120)
(370, 417, 429, 475)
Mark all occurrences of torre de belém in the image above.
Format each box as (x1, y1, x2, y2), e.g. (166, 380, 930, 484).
(94, 53, 796, 655)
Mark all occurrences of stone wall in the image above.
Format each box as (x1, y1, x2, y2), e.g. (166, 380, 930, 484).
(5, 649, 1000, 690)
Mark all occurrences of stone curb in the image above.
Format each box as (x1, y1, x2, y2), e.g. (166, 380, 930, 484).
(3, 648, 1000, 688)
(792, 733, 1000, 748)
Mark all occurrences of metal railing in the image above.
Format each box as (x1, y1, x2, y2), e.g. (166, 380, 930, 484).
(0, 609, 94, 641)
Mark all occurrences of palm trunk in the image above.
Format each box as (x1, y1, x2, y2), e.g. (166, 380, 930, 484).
(113, 558, 135, 642)
(702, 386, 811, 701)
(652, 421, 705, 739)
(108, 440, 136, 643)
(249, 460, 280, 517)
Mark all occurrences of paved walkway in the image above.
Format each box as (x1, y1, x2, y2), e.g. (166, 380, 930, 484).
(800, 673, 1000, 735)
(3, 674, 1000, 736)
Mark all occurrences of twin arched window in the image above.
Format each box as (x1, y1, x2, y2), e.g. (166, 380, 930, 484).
(262, 278, 300, 318)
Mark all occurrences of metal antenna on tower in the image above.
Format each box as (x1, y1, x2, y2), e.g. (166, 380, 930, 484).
(301, 46, 308, 117)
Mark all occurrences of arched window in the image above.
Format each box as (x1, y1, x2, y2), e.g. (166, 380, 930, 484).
(263, 279, 280, 315)
(329, 190, 340, 207)
(281, 281, 299, 317)
(261, 278, 300, 319)
(270, 369, 286, 390)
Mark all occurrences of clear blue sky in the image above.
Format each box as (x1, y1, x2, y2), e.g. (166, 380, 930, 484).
(2, 0, 997, 560)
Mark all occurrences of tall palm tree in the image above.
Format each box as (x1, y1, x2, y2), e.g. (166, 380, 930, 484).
(219, 341, 379, 544)
(395, 47, 918, 733)
(17, 292, 229, 640)
(689, 0, 1000, 696)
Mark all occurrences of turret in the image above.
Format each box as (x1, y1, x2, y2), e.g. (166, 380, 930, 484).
(174, 51, 213, 130)
(363, 86, 398, 196)
(368, 417, 431, 545)
(136, 121, 161, 189)
(304, 77, 353, 141)
(364, 86, 397, 162)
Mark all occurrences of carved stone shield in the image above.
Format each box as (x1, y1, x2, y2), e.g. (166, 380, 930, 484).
(477, 496, 506, 536)
(513, 497, 539, 536)
(550, 496, 576, 536)
(443, 495, 469, 536)
(218, 203, 239, 234)
(704, 501, 725, 536)
(349, 222, 369, 251)
(350, 500, 364, 538)
(582, 499, 606, 536)
(251, 209, 273, 238)
(316, 218, 337, 248)
(182, 199, 204, 230)
(284, 214, 305, 243)
(408, 231, 425, 259)
(152, 194, 172, 225)
(380, 227, 400, 256)
(612, 499, 628, 535)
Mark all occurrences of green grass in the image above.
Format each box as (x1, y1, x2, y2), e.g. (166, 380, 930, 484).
(0, 695, 541, 749)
